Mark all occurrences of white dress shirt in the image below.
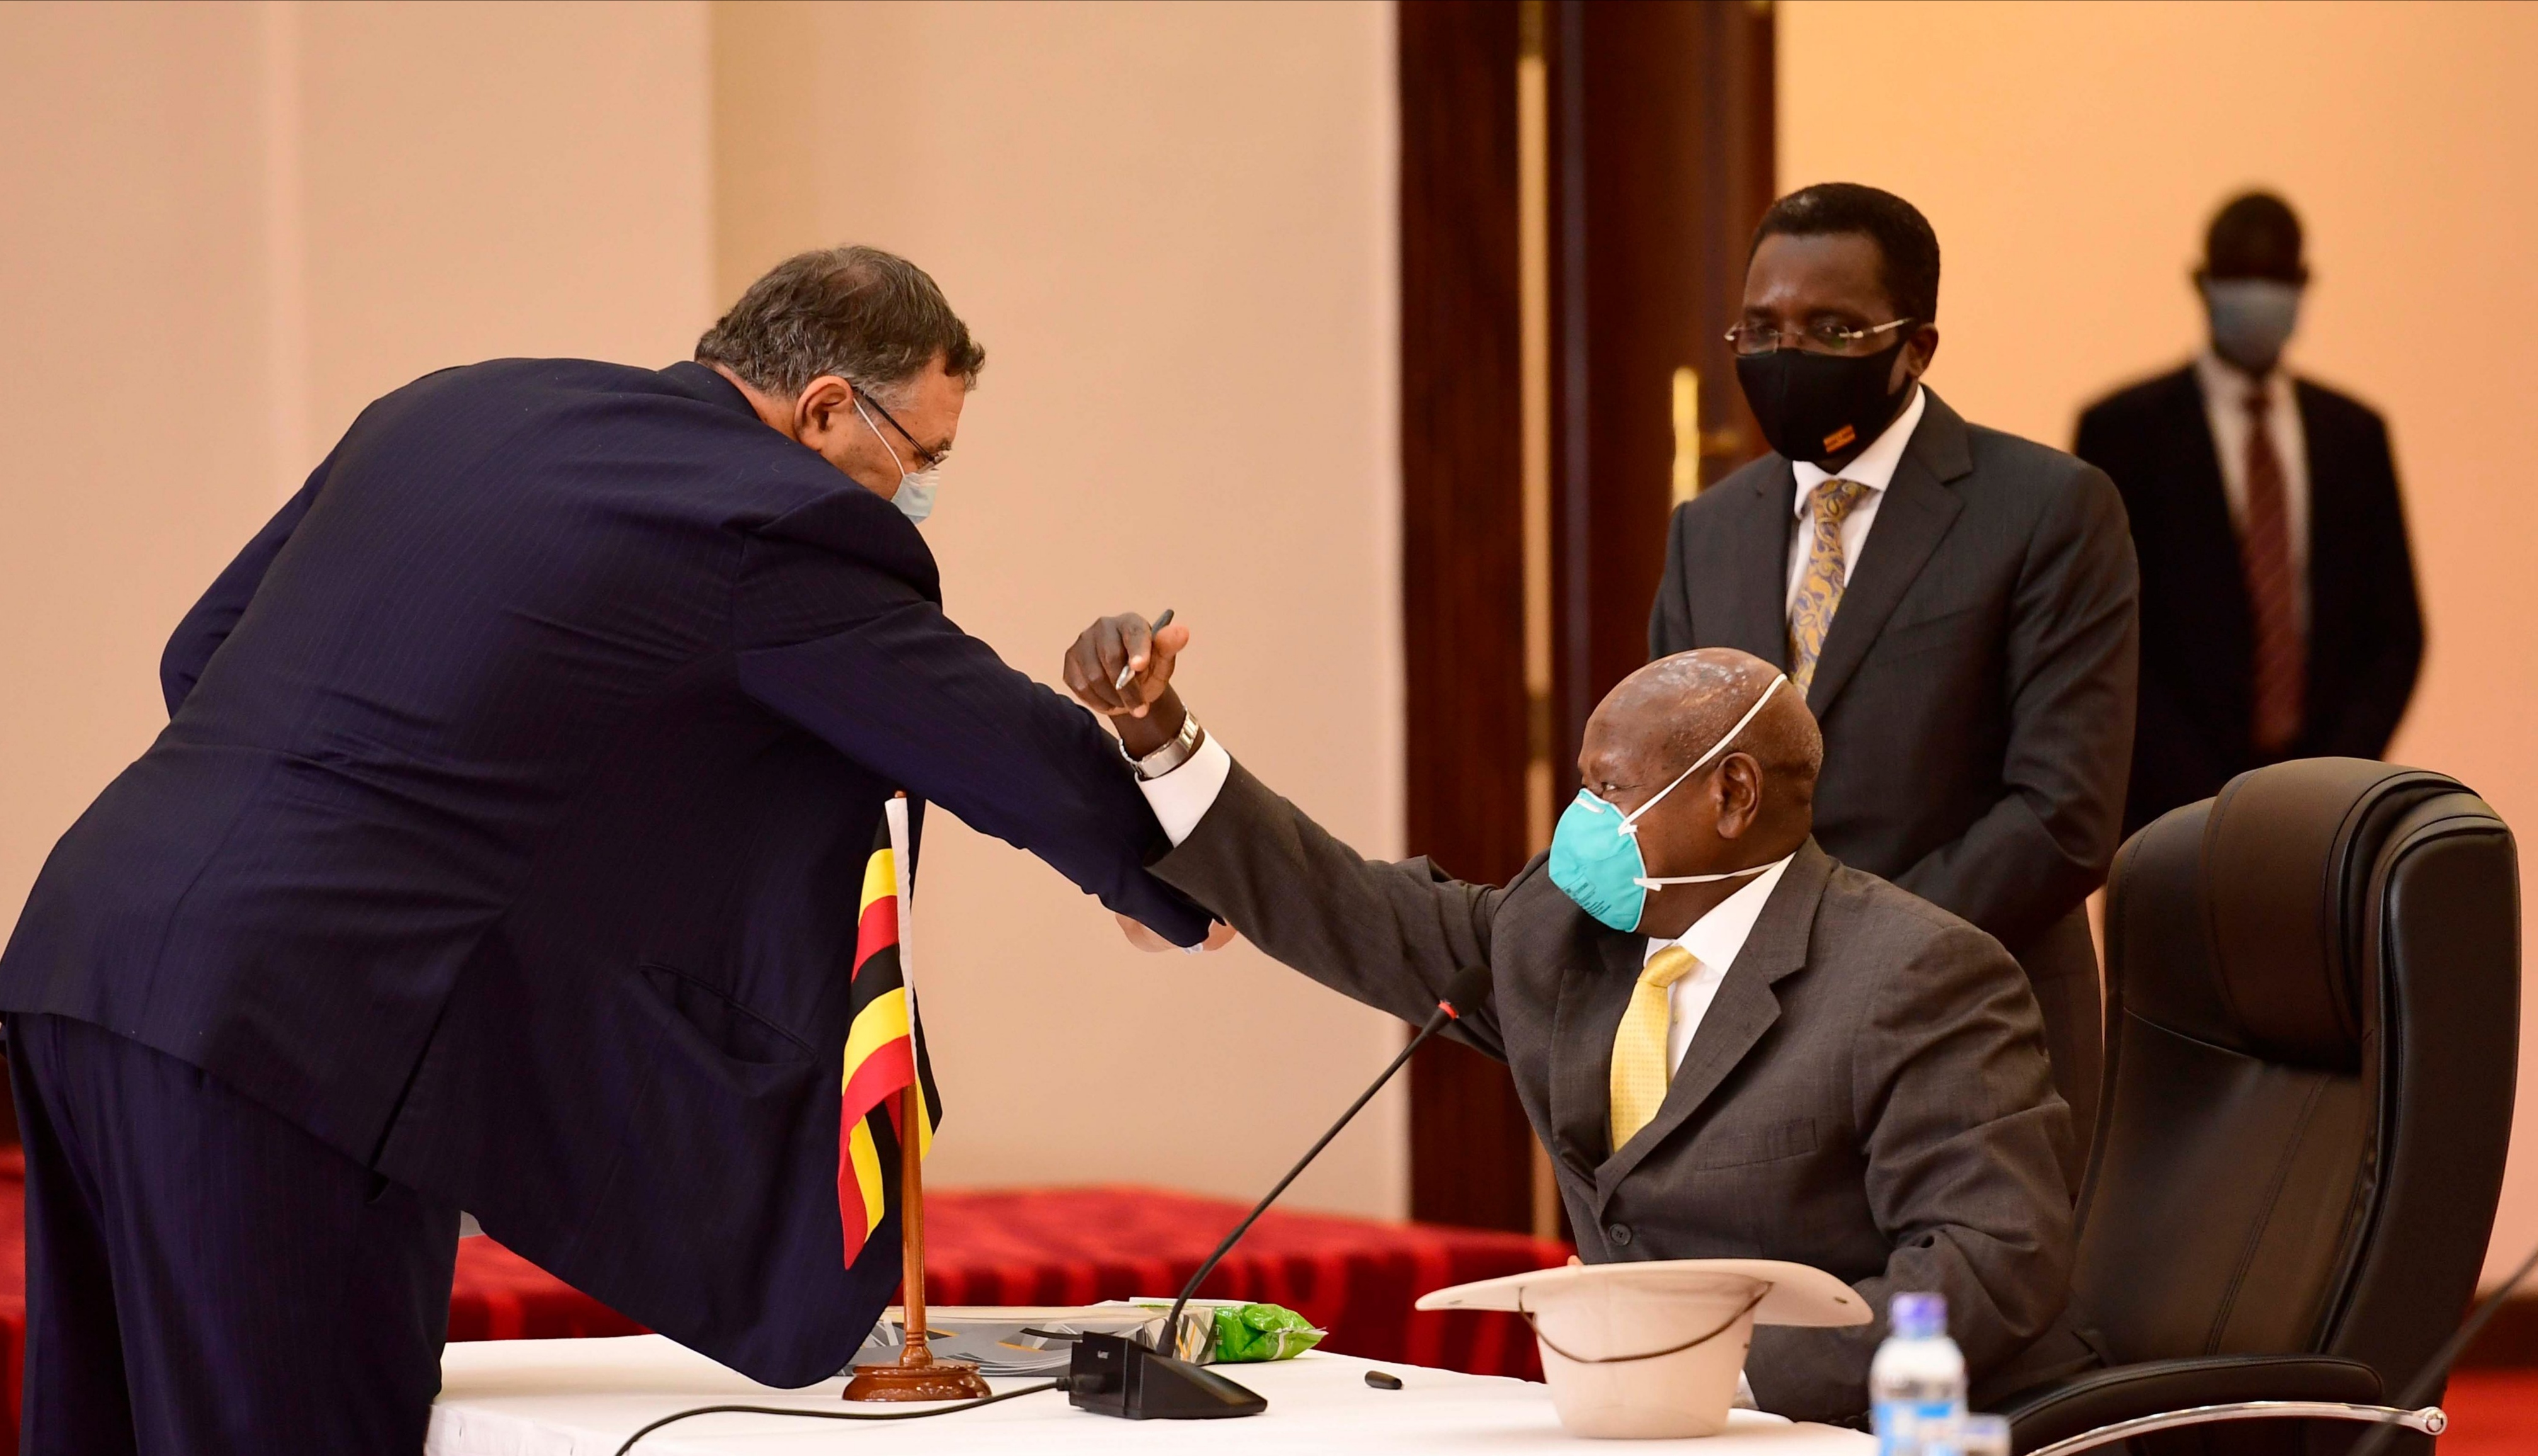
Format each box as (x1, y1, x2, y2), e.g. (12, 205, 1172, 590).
(2193, 350, 2312, 627)
(1644, 853, 1794, 1073)
(1138, 729, 1235, 848)
(1783, 384, 1927, 617)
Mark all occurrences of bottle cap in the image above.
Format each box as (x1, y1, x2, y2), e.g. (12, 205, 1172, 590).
(1890, 1291, 1948, 1339)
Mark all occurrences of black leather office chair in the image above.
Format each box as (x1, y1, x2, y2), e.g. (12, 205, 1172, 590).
(2001, 759, 2518, 1455)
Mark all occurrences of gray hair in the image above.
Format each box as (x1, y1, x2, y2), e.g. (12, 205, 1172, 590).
(694, 245, 985, 401)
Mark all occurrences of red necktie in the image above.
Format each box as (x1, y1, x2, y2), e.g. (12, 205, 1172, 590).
(2240, 388, 2304, 755)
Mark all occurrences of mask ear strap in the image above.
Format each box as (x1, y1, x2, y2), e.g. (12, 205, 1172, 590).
(1621, 674, 1787, 829)
(854, 395, 911, 478)
(1635, 865, 1770, 890)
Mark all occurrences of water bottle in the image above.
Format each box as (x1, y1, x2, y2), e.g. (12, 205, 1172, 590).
(1870, 1292, 1966, 1456)
(1955, 1413, 2011, 1456)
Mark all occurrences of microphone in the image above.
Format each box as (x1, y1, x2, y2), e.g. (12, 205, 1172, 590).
(1068, 963, 1495, 1421)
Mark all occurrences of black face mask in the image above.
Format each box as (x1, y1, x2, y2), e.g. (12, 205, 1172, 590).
(1733, 339, 1912, 465)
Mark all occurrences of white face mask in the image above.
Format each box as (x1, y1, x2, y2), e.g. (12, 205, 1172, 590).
(2204, 278, 2302, 373)
(889, 467, 941, 524)
(854, 397, 942, 525)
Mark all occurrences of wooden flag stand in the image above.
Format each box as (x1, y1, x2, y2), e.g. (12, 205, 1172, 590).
(845, 793, 989, 1404)
(841, 1081, 988, 1401)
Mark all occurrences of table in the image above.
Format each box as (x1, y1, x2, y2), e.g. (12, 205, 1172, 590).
(429, 1334, 1876, 1455)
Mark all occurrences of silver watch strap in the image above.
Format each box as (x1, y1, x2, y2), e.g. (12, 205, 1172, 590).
(1123, 712, 1204, 780)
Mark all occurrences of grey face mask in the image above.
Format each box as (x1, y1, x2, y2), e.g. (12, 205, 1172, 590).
(2204, 279, 2302, 372)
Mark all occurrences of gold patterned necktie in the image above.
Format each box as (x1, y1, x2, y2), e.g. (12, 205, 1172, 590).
(1788, 479, 1870, 694)
(1609, 946, 1697, 1149)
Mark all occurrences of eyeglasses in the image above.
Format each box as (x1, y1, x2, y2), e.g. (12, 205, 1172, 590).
(854, 388, 951, 471)
(1723, 317, 1916, 358)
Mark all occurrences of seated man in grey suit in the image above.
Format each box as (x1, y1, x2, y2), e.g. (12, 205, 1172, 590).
(1067, 622, 2088, 1423)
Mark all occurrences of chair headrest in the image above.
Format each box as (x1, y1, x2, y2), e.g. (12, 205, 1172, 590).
(2118, 758, 2464, 1071)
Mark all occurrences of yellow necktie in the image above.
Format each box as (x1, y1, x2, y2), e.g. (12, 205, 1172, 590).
(1788, 479, 1870, 694)
(1609, 946, 1697, 1149)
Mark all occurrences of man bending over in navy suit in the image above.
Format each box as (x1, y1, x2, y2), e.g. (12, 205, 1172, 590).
(0, 246, 1219, 1454)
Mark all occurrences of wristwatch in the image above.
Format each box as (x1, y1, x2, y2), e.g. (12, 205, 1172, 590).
(1122, 711, 1204, 781)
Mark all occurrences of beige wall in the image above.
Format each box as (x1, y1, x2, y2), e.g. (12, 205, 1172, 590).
(1783, 0, 2538, 1282)
(2, 3, 278, 939)
(1, 1, 1407, 1217)
(293, 2, 714, 458)
(709, 0, 1409, 1215)
(1, 0, 712, 917)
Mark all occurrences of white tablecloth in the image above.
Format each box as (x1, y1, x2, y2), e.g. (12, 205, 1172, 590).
(429, 1335, 1877, 1455)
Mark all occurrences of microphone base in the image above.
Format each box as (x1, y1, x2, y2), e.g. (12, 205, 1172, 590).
(1065, 1333, 1266, 1420)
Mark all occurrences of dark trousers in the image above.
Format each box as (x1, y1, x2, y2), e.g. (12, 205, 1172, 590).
(8, 1013, 459, 1455)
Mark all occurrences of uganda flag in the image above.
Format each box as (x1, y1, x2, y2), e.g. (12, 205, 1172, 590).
(838, 803, 942, 1270)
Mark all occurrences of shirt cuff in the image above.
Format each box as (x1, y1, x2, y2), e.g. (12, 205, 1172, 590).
(1136, 727, 1232, 847)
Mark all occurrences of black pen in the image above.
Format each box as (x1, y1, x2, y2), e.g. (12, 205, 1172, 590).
(1114, 608, 1175, 693)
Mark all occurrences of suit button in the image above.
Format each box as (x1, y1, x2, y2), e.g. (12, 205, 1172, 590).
(1606, 1223, 1632, 1247)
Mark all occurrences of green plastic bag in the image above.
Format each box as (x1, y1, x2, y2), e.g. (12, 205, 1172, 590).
(1211, 1302, 1326, 1363)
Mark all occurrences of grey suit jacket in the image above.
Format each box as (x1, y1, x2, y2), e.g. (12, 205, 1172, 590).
(1155, 762, 2084, 1422)
(1647, 390, 2138, 994)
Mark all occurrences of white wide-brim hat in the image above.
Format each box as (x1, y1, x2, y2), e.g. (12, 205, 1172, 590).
(1417, 1259, 1868, 1439)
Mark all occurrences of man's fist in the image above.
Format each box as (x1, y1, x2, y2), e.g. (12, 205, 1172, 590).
(1063, 612, 1189, 719)
(1114, 913, 1239, 953)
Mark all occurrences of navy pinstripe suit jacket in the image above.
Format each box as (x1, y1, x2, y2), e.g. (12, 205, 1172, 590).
(0, 358, 1208, 1384)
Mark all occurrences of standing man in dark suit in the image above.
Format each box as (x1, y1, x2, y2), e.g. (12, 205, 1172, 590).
(1070, 630, 2089, 1422)
(0, 246, 1216, 1453)
(2075, 192, 2422, 836)
(1648, 185, 2139, 1183)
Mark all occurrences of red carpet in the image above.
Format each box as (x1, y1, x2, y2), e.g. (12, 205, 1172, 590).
(0, 1151, 1569, 1449)
(2438, 1370, 2538, 1453)
(917, 1185, 1568, 1379)
(454, 1183, 1573, 1371)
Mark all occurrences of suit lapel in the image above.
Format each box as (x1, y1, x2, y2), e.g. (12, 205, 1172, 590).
(1594, 842, 1833, 1201)
(1547, 926, 1644, 1182)
(1697, 464, 1800, 668)
(1802, 392, 1972, 719)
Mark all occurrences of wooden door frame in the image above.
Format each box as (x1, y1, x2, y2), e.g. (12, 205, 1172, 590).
(1398, 0, 1775, 1233)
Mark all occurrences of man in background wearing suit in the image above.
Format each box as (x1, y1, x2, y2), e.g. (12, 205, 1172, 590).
(0, 247, 1217, 1453)
(1076, 625, 2088, 1422)
(2075, 193, 2422, 836)
(1649, 185, 2139, 1182)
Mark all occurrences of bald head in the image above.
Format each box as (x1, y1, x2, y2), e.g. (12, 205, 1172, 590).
(1601, 649, 1822, 802)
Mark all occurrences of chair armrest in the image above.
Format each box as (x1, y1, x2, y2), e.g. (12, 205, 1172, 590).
(1995, 1355, 2382, 1452)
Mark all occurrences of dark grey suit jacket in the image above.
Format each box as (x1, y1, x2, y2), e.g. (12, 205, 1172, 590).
(1155, 761, 2084, 1422)
(1648, 390, 2138, 999)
